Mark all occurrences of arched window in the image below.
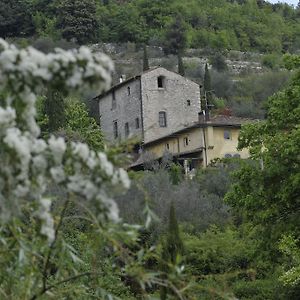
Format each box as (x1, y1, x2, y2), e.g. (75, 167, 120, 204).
(159, 111, 167, 127)
(224, 153, 232, 158)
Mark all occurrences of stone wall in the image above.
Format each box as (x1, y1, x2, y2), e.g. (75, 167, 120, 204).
(98, 78, 143, 143)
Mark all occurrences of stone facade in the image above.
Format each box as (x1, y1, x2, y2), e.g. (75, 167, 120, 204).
(96, 67, 201, 144)
(98, 77, 143, 143)
(141, 68, 201, 143)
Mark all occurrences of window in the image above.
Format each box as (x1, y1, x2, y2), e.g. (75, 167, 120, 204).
(127, 86, 131, 96)
(165, 143, 170, 150)
(187, 100, 191, 106)
(183, 137, 189, 147)
(135, 117, 140, 129)
(157, 76, 165, 88)
(125, 122, 129, 137)
(233, 153, 241, 158)
(224, 130, 231, 140)
(159, 111, 167, 127)
(112, 90, 116, 110)
(113, 120, 118, 139)
(224, 153, 232, 158)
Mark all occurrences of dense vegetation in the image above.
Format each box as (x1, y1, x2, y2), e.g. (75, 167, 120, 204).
(2, 0, 300, 53)
(0, 1, 300, 299)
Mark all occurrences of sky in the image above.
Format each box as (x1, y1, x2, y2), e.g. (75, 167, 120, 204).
(267, 0, 298, 6)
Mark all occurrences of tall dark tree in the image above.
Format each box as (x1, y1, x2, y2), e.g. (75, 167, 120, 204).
(143, 44, 150, 71)
(163, 16, 187, 55)
(56, 0, 98, 44)
(0, 0, 33, 38)
(160, 203, 184, 299)
(43, 90, 66, 133)
(210, 53, 228, 72)
(177, 53, 185, 76)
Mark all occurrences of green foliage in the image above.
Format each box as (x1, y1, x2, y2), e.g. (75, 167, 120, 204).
(279, 234, 300, 288)
(210, 53, 228, 72)
(43, 89, 66, 133)
(4, 0, 300, 53)
(283, 53, 300, 70)
(177, 53, 185, 76)
(261, 53, 281, 69)
(63, 100, 104, 151)
(163, 15, 188, 55)
(0, 0, 33, 38)
(56, 0, 98, 44)
(225, 64, 300, 297)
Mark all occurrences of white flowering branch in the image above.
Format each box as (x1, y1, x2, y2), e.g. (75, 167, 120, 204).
(0, 39, 130, 244)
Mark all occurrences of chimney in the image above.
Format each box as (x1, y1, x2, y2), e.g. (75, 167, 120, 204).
(119, 74, 126, 83)
(198, 111, 206, 123)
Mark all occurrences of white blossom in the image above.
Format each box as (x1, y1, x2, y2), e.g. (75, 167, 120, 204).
(48, 136, 66, 164)
(37, 198, 55, 244)
(0, 39, 132, 232)
(0, 107, 16, 126)
(50, 166, 66, 183)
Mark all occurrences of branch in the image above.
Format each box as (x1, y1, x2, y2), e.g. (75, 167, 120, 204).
(42, 198, 70, 291)
(30, 272, 93, 300)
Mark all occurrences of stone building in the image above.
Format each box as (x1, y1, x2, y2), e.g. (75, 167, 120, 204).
(93, 67, 201, 144)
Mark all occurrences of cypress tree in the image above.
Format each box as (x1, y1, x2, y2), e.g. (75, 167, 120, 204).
(44, 89, 66, 133)
(178, 52, 185, 76)
(160, 202, 184, 299)
(143, 44, 150, 71)
(166, 202, 183, 263)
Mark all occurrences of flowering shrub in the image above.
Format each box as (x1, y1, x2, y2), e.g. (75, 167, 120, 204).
(0, 38, 129, 241)
(0, 40, 189, 300)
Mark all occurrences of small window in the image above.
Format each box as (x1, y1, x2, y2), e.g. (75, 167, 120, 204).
(233, 153, 241, 158)
(135, 117, 140, 129)
(224, 153, 232, 158)
(187, 100, 191, 106)
(125, 122, 129, 137)
(112, 91, 116, 110)
(183, 137, 189, 147)
(224, 130, 231, 140)
(157, 76, 165, 88)
(127, 86, 131, 96)
(159, 111, 167, 127)
(165, 143, 170, 150)
(113, 120, 118, 139)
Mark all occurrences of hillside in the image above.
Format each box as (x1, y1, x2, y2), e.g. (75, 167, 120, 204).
(2, 0, 300, 54)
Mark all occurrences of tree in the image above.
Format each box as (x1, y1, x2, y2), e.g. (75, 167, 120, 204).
(160, 202, 184, 299)
(0, 0, 33, 37)
(163, 15, 188, 55)
(226, 64, 300, 247)
(43, 89, 65, 133)
(177, 52, 185, 76)
(210, 53, 228, 72)
(64, 101, 104, 151)
(56, 0, 98, 44)
(143, 44, 149, 71)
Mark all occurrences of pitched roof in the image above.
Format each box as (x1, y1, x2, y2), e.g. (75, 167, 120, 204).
(93, 67, 161, 100)
(205, 115, 257, 126)
(143, 115, 257, 147)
